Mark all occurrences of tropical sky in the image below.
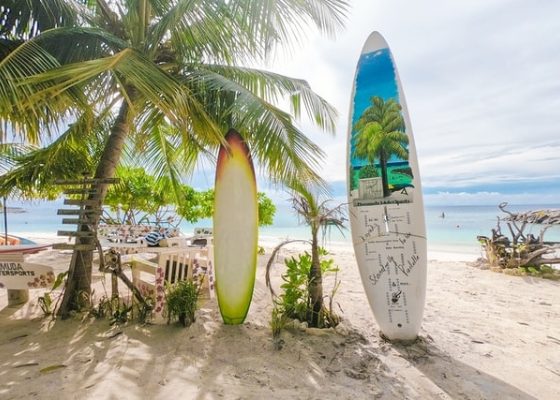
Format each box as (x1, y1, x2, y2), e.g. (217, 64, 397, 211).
(247, 0, 560, 206)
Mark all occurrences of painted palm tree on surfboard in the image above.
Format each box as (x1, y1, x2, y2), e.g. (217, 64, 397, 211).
(354, 96, 409, 198)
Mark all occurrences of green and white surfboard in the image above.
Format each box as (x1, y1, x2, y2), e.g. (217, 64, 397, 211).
(213, 129, 258, 325)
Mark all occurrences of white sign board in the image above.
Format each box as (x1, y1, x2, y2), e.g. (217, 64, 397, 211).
(0, 261, 55, 290)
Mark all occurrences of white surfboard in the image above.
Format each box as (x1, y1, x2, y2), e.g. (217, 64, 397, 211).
(213, 129, 258, 325)
(347, 32, 427, 341)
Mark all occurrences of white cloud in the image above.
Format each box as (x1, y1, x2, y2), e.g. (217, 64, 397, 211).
(260, 0, 560, 197)
(425, 191, 560, 206)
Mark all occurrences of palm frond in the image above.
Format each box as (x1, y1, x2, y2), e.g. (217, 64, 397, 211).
(185, 67, 331, 188)
(227, 0, 348, 54)
(196, 65, 337, 132)
(0, 39, 86, 142)
(0, 111, 107, 198)
(20, 48, 223, 143)
(0, 0, 88, 40)
(149, 0, 254, 64)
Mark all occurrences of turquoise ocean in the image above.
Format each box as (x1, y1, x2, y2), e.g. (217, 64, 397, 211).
(3, 199, 560, 257)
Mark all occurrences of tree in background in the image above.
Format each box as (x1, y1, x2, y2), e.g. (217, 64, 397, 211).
(0, 1, 348, 315)
(104, 166, 276, 227)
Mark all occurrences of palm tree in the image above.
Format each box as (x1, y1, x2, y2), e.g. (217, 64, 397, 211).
(265, 182, 345, 328)
(290, 183, 345, 327)
(354, 96, 408, 197)
(0, 0, 348, 316)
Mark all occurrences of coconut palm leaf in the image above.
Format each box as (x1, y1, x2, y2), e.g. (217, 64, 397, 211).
(228, 0, 348, 51)
(0, 39, 86, 142)
(196, 65, 337, 132)
(20, 48, 223, 142)
(0, 0, 87, 40)
(149, 0, 250, 64)
(0, 112, 108, 198)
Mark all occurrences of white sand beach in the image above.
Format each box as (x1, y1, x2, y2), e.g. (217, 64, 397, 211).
(1, 238, 559, 400)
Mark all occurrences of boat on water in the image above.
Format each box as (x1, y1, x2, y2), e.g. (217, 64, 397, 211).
(0, 234, 21, 246)
(0, 235, 51, 254)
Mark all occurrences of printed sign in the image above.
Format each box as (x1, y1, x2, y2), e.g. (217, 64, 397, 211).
(0, 261, 55, 290)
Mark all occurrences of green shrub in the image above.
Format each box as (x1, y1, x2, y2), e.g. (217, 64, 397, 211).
(165, 280, 199, 327)
(359, 164, 378, 179)
(274, 249, 340, 329)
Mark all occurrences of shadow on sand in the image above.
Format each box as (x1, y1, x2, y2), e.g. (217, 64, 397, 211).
(392, 336, 538, 400)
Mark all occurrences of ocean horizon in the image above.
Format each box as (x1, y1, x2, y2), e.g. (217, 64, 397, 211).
(2, 199, 559, 257)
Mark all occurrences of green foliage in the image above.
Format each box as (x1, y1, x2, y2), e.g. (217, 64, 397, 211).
(257, 192, 276, 226)
(274, 249, 340, 327)
(110, 302, 133, 326)
(37, 271, 68, 316)
(105, 167, 169, 223)
(165, 280, 199, 327)
(359, 164, 378, 179)
(176, 188, 276, 226)
(514, 265, 560, 280)
(89, 295, 133, 325)
(104, 166, 276, 226)
(176, 187, 214, 223)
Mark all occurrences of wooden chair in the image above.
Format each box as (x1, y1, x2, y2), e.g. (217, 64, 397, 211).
(129, 246, 212, 321)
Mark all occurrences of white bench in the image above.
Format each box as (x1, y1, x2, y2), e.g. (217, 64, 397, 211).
(0, 254, 55, 306)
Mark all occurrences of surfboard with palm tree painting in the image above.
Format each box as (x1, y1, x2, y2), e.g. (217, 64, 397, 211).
(347, 31, 427, 341)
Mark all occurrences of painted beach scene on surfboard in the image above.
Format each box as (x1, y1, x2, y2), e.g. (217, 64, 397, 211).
(347, 31, 427, 341)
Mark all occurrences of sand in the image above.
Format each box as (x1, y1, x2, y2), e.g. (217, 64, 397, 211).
(1, 239, 559, 400)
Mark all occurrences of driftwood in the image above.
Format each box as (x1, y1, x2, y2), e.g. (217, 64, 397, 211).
(477, 202, 560, 269)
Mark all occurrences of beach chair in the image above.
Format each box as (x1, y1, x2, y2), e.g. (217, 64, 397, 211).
(129, 246, 212, 322)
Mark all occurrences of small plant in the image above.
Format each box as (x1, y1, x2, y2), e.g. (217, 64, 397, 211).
(270, 305, 287, 339)
(165, 280, 199, 327)
(359, 164, 379, 179)
(89, 295, 111, 319)
(38, 272, 68, 316)
(110, 300, 133, 325)
(273, 249, 340, 330)
(136, 297, 154, 324)
(89, 295, 133, 325)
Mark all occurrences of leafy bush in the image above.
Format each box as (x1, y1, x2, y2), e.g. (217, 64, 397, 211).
(274, 249, 340, 329)
(359, 164, 379, 179)
(165, 280, 199, 327)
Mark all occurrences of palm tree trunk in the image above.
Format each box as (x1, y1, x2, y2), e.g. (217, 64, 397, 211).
(380, 153, 390, 197)
(308, 225, 323, 327)
(58, 100, 131, 318)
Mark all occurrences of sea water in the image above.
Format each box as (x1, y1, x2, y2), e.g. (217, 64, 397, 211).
(3, 199, 560, 256)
